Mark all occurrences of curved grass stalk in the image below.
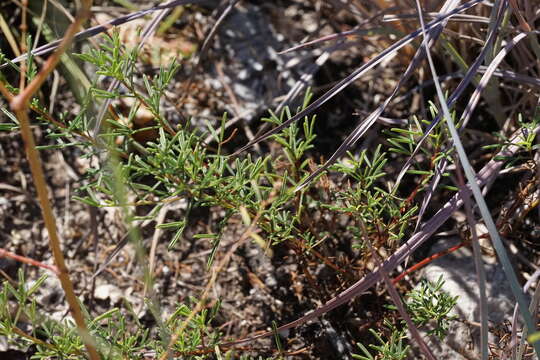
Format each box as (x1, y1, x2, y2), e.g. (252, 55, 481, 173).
(232, 0, 485, 158)
(414, 0, 539, 356)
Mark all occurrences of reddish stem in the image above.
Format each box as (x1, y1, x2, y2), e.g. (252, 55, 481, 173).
(392, 242, 465, 284)
(0, 248, 59, 275)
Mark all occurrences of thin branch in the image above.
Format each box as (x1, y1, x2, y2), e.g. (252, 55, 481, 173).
(8, 1, 100, 359)
(0, 248, 59, 275)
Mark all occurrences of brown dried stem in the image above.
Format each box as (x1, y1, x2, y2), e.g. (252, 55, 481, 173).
(6, 1, 100, 359)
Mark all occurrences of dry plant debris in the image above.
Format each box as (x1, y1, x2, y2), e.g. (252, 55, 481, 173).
(0, 0, 539, 359)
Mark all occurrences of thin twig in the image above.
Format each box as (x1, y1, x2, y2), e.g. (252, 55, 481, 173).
(0, 248, 59, 275)
(8, 1, 100, 358)
(159, 183, 280, 360)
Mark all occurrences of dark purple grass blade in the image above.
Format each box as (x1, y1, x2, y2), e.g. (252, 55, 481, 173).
(0, 0, 205, 69)
(412, 30, 535, 232)
(92, 231, 131, 280)
(362, 220, 436, 360)
(483, 67, 540, 88)
(171, 0, 239, 125)
(196, 0, 239, 67)
(413, 160, 448, 232)
(277, 27, 381, 55)
(231, 0, 486, 158)
(294, 0, 462, 191)
(384, 12, 490, 24)
(393, 67, 540, 107)
(276, 42, 346, 116)
(396, 0, 507, 229)
(459, 31, 540, 130)
(278, 4, 416, 56)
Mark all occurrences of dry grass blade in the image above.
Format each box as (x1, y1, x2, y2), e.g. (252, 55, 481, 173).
(232, 0, 484, 173)
(415, 0, 539, 354)
(384, 12, 490, 23)
(0, 13, 21, 56)
(277, 26, 387, 55)
(0, 0, 204, 69)
(508, 0, 532, 32)
(482, 67, 540, 88)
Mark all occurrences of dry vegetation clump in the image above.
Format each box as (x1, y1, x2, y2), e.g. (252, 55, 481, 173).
(0, 0, 539, 359)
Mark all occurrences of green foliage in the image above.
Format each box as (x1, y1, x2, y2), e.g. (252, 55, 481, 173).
(353, 321, 410, 360)
(264, 94, 317, 186)
(403, 275, 458, 340)
(355, 277, 457, 359)
(0, 30, 329, 359)
(384, 111, 454, 190)
(0, 271, 222, 359)
(487, 112, 540, 167)
(327, 146, 417, 248)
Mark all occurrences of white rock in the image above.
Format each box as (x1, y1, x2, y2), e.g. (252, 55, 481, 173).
(94, 284, 123, 304)
(418, 237, 516, 359)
